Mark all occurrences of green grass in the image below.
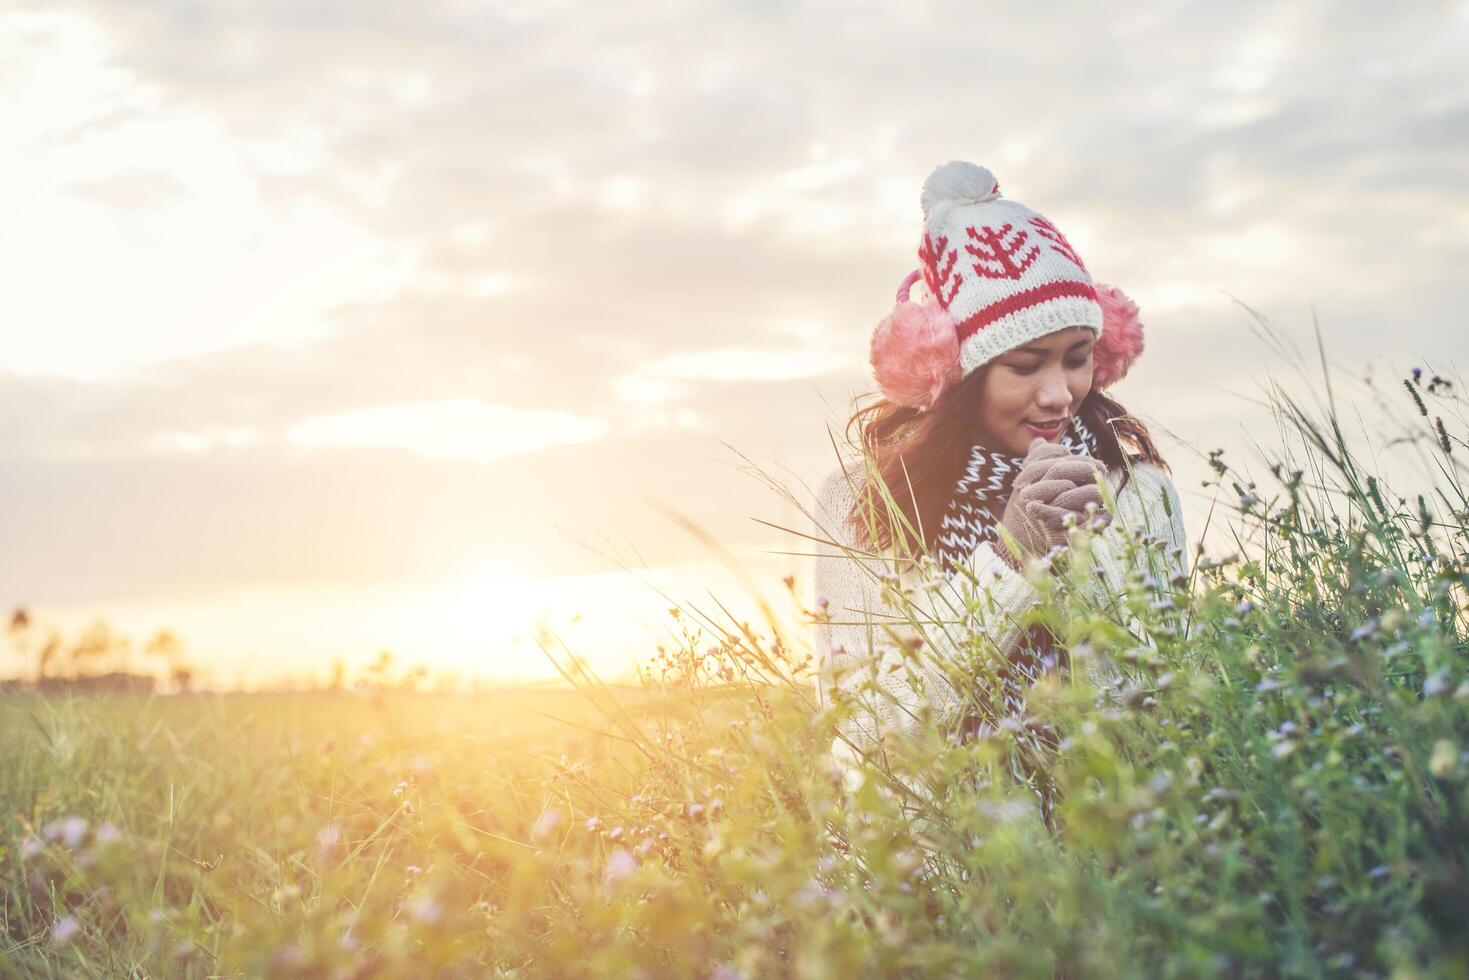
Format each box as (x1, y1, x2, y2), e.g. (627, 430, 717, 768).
(4, 338, 1469, 978)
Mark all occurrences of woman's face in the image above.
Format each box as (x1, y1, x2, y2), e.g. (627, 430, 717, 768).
(975, 325, 1097, 456)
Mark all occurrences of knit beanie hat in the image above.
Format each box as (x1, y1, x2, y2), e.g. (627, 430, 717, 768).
(870, 161, 1146, 410)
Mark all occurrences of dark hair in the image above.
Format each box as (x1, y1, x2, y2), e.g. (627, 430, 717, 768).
(842, 365, 1170, 559)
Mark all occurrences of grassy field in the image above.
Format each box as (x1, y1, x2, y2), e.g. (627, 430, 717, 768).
(1, 685, 733, 977)
(4, 360, 1469, 978)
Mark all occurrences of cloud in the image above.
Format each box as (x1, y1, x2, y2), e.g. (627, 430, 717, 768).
(637, 347, 853, 384)
(0, 10, 418, 379)
(287, 398, 607, 463)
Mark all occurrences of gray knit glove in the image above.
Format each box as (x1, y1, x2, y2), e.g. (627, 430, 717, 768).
(997, 436, 1113, 571)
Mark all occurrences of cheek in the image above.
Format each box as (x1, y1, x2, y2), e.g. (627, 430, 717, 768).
(989, 378, 1034, 417)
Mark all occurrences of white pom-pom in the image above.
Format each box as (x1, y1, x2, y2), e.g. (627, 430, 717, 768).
(920, 160, 1000, 218)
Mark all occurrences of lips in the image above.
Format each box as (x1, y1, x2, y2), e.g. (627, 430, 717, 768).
(1025, 419, 1065, 437)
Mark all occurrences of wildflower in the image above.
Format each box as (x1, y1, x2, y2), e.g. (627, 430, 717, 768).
(315, 823, 343, 868)
(43, 816, 89, 850)
(268, 944, 309, 973)
(531, 807, 562, 841)
(978, 798, 1036, 825)
(603, 848, 637, 892)
(585, 816, 600, 832)
(20, 834, 43, 860)
(409, 895, 444, 926)
(1418, 607, 1436, 628)
(1379, 641, 1411, 661)
(51, 916, 81, 946)
(791, 877, 829, 910)
(1348, 618, 1379, 642)
(1423, 670, 1451, 697)
(1255, 678, 1281, 693)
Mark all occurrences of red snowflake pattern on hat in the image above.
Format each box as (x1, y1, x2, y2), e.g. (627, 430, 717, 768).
(964, 224, 1041, 280)
(1028, 215, 1088, 274)
(918, 231, 962, 307)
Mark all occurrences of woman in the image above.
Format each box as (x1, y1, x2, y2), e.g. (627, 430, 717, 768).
(812, 161, 1190, 812)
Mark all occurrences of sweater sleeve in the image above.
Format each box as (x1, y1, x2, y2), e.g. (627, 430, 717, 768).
(1065, 461, 1193, 687)
(812, 459, 1193, 754)
(811, 465, 1044, 752)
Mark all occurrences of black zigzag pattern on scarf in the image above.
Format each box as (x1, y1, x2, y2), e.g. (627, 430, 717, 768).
(933, 414, 1102, 578)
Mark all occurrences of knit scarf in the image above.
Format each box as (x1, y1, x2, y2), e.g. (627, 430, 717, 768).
(933, 414, 1104, 832)
(933, 414, 1103, 578)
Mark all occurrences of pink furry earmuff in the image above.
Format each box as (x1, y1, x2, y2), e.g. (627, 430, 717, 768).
(1090, 283, 1146, 390)
(869, 269, 960, 410)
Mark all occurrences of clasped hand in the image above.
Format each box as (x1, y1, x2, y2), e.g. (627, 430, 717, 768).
(998, 436, 1114, 569)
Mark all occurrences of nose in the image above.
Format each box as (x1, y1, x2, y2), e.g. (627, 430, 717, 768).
(1036, 371, 1071, 415)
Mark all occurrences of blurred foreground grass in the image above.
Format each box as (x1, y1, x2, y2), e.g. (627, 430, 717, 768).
(4, 338, 1469, 978)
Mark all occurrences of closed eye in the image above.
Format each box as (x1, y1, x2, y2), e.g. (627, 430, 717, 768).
(1012, 355, 1091, 375)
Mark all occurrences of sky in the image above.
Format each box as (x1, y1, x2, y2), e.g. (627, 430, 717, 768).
(3, 0, 1468, 686)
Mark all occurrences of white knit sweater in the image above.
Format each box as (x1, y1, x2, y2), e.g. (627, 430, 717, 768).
(811, 457, 1191, 752)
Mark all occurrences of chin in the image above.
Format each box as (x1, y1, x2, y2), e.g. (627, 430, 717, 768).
(1003, 431, 1037, 455)
(1011, 423, 1060, 453)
